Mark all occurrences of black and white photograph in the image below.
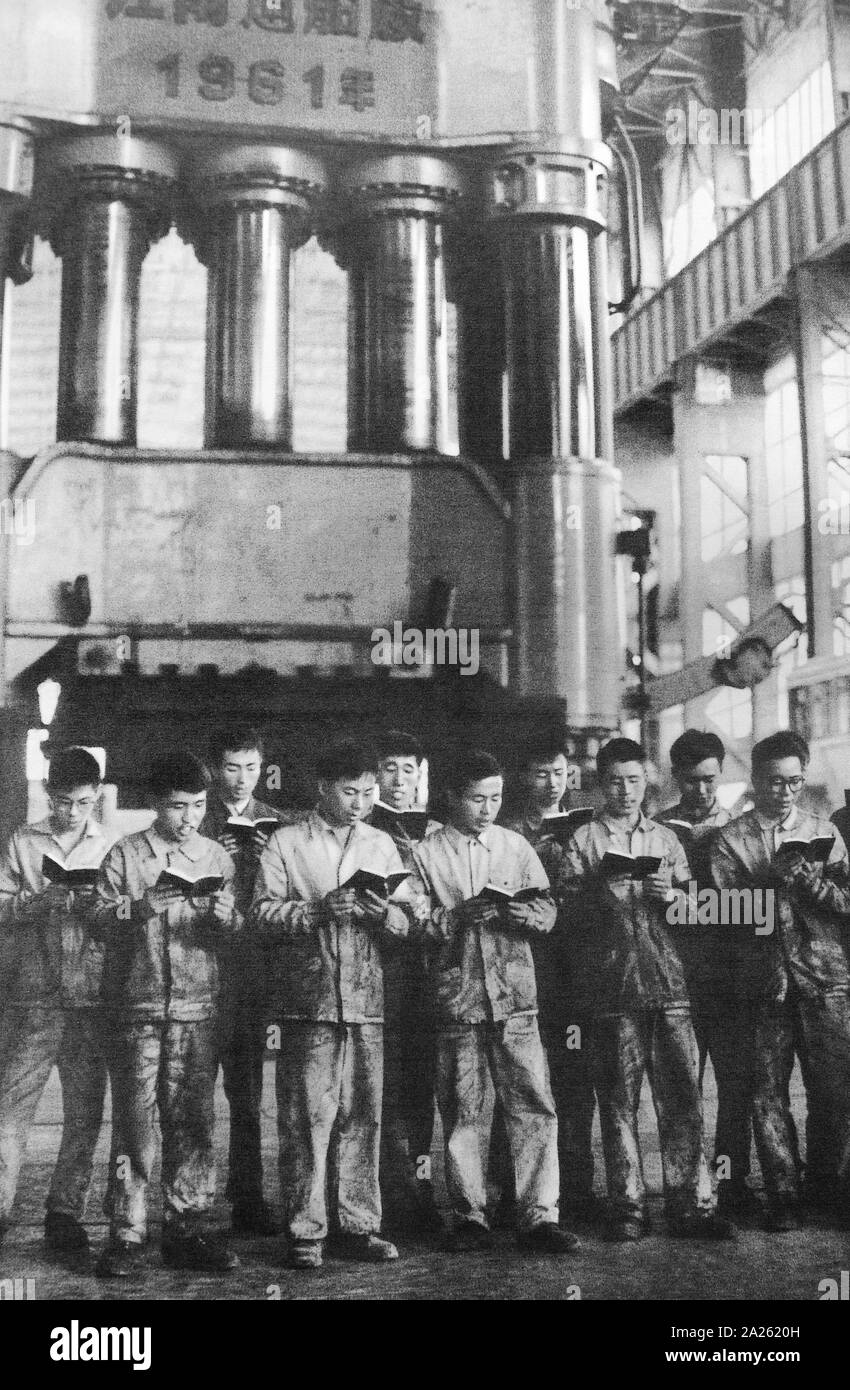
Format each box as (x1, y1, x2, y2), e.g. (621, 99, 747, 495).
(0, 0, 848, 1348)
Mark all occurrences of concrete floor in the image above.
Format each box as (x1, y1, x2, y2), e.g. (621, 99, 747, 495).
(1, 1060, 848, 1302)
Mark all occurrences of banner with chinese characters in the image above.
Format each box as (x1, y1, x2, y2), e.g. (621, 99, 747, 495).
(99, 0, 436, 136)
(2, 0, 438, 140)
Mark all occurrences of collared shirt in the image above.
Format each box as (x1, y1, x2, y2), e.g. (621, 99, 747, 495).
(710, 808, 850, 1003)
(90, 826, 237, 1022)
(0, 816, 112, 1006)
(250, 809, 408, 1024)
(411, 823, 554, 1024)
(555, 811, 692, 1015)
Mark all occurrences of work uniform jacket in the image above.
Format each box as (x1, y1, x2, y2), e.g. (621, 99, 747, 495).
(0, 817, 112, 1008)
(200, 789, 294, 1006)
(555, 812, 693, 1017)
(364, 804, 441, 1029)
(709, 808, 850, 1005)
(411, 823, 555, 1025)
(89, 827, 238, 1022)
(504, 802, 577, 1026)
(657, 800, 733, 991)
(249, 810, 408, 1025)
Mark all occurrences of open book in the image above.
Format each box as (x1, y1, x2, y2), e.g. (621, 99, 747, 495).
(538, 808, 595, 844)
(775, 836, 835, 865)
(474, 884, 545, 903)
(369, 801, 430, 842)
(42, 855, 100, 888)
(225, 815, 280, 840)
(599, 851, 663, 880)
(156, 867, 225, 896)
(341, 868, 411, 898)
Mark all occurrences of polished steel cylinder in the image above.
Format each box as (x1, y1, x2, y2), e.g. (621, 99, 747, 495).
(56, 194, 149, 444)
(487, 134, 622, 725)
(205, 204, 297, 449)
(192, 146, 327, 450)
(502, 222, 597, 459)
(512, 456, 624, 726)
(341, 155, 463, 454)
(44, 135, 177, 446)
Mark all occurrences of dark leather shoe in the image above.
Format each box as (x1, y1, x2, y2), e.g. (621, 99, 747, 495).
(45, 1212, 89, 1254)
(517, 1223, 582, 1255)
(161, 1228, 240, 1271)
(287, 1240, 323, 1269)
(669, 1211, 736, 1240)
(95, 1239, 146, 1279)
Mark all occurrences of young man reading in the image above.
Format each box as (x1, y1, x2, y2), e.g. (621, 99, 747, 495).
(710, 731, 850, 1231)
(657, 730, 752, 1219)
(0, 747, 111, 1256)
(201, 726, 286, 1237)
(371, 730, 442, 1236)
(557, 737, 732, 1243)
(501, 736, 598, 1224)
(411, 750, 579, 1256)
(250, 738, 408, 1270)
(90, 751, 240, 1278)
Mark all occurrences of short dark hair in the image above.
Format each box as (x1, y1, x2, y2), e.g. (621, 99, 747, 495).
(149, 751, 211, 799)
(209, 726, 264, 764)
(446, 749, 503, 796)
(375, 729, 423, 763)
(752, 731, 810, 773)
(520, 733, 569, 768)
(597, 737, 646, 779)
(316, 738, 378, 785)
(670, 729, 725, 771)
(47, 747, 102, 793)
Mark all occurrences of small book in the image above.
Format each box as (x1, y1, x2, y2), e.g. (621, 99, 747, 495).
(539, 808, 595, 843)
(41, 855, 99, 888)
(370, 801, 430, 842)
(775, 836, 835, 864)
(600, 851, 663, 880)
(475, 884, 545, 903)
(157, 867, 225, 896)
(342, 868, 411, 898)
(226, 815, 280, 838)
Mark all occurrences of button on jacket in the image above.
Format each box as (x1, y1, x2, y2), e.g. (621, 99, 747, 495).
(249, 810, 408, 1024)
(411, 823, 555, 1024)
(555, 812, 693, 1015)
(89, 828, 238, 1022)
(0, 818, 112, 1007)
(709, 809, 850, 1004)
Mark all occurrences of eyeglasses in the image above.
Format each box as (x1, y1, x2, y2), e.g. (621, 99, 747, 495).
(764, 776, 804, 792)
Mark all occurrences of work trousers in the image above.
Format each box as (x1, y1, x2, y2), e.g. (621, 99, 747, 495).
(276, 1021, 383, 1243)
(0, 1003, 107, 1224)
(436, 1014, 559, 1232)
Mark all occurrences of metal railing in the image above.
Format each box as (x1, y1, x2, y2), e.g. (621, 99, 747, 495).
(612, 113, 850, 413)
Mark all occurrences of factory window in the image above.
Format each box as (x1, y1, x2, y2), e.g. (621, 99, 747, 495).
(704, 684, 753, 742)
(823, 335, 850, 458)
(749, 61, 835, 200)
(764, 361, 804, 538)
(664, 180, 716, 278)
(700, 455, 748, 562)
